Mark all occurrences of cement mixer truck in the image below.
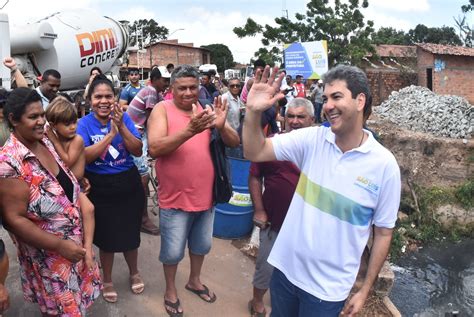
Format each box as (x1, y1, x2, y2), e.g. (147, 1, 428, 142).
(0, 9, 129, 93)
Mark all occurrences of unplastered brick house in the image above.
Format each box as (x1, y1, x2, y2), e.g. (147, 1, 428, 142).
(362, 45, 418, 107)
(416, 43, 474, 104)
(125, 39, 211, 73)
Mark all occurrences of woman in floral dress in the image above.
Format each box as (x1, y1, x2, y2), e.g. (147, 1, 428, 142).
(0, 87, 101, 316)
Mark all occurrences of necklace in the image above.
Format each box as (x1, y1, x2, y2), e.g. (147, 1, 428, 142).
(358, 132, 365, 147)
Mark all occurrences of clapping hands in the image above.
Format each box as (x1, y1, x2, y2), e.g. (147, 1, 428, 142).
(188, 103, 216, 135)
(109, 102, 123, 136)
(213, 96, 228, 130)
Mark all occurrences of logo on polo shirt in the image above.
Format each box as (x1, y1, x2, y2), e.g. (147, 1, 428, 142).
(355, 176, 379, 194)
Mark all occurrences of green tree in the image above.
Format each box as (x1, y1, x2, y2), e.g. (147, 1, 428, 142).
(233, 0, 375, 66)
(200, 44, 235, 72)
(454, 0, 474, 47)
(252, 47, 279, 66)
(407, 24, 462, 45)
(372, 27, 411, 45)
(129, 19, 169, 48)
(462, 0, 474, 12)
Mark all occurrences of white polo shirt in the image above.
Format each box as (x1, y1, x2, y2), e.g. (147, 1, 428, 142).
(268, 126, 401, 301)
(35, 87, 50, 110)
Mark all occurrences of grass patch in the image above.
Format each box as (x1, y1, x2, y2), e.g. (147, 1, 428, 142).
(455, 180, 474, 209)
(390, 179, 474, 260)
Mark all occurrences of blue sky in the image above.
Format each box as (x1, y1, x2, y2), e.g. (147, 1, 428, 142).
(2, 0, 471, 63)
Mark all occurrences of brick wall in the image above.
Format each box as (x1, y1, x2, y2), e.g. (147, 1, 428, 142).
(417, 48, 474, 104)
(366, 69, 418, 106)
(416, 49, 434, 88)
(432, 55, 474, 104)
(128, 43, 210, 68)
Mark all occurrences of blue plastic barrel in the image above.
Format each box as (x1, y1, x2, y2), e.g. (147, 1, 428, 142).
(213, 157, 253, 239)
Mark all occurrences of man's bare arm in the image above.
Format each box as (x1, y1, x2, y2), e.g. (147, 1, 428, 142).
(248, 173, 268, 226)
(218, 121, 240, 148)
(243, 111, 276, 162)
(147, 104, 215, 158)
(341, 226, 393, 316)
(3, 57, 28, 88)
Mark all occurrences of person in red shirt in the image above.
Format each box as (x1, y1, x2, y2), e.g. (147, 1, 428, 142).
(293, 75, 306, 98)
(248, 97, 314, 316)
(147, 65, 239, 316)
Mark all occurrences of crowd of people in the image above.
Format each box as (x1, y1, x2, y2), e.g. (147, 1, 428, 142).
(0, 55, 401, 317)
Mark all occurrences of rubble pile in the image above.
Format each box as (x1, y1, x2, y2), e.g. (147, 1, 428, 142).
(375, 86, 473, 139)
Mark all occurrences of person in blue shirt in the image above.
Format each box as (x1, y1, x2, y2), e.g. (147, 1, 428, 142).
(77, 74, 145, 303)
(119, 68, 143, 111)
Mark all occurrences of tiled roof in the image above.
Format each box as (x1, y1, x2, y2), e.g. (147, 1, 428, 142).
(416, 43, 474, 57)
(375, 45, 417, 58)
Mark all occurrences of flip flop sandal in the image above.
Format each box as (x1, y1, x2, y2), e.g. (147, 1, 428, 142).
(130, 273, 145, 294)
(164, 298, 183, 317)
(140, 224, 160, 235)
(185, 284, 217, 303)
(102, 282, 118, 303)
(248, 300, 266, 317)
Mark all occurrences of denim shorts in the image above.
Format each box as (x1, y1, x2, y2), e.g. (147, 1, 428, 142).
(159, 207, 214, 265)
(132, 130, 149, 176)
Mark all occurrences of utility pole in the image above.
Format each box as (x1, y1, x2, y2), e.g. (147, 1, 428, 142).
(282, 0, 288, 67)
(282, 0, 288, 19)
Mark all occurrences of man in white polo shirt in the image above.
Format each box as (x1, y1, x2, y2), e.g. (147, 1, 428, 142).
(242, 65, 401, 317)
(36, 69, 61, 109)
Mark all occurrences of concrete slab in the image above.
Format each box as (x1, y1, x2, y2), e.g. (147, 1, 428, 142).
(374, 261, 395, 297)
(1, 215, 270, 317)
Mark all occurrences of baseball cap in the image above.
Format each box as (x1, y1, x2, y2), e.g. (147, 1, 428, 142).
(158, 66, 171, 78)
(318, 79, 323, 84)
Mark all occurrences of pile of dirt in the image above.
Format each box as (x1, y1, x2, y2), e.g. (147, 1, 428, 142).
(375, 85, 473, 139)
(359, 295, 394, 316)
(368, 118, 473, 188)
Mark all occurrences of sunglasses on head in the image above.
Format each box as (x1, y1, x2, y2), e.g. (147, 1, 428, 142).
(229, 84, 241, 88)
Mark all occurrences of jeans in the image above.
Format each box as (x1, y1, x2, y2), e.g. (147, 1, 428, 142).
(132, 130, 149, 176)
(159, 208, 214, 264)
(314, 102, 323, 123)
(270, 269, 346, 317)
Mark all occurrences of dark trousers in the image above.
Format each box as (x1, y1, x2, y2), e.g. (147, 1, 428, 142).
(270, 269, 346, 317)
(314, 102, 323, 123)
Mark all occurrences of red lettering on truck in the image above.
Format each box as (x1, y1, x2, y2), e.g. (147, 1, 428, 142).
(76, 28, 117, 58)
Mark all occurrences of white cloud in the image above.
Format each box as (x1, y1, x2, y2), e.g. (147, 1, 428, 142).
(113, 6, 155, 23)
(2, 0, 96, 25)
(365, 7, 414, 31)
(2, 1, 274, 64)
(369, 0, 430, 12)
(4, 0, 426, 65)
(158, 6, 277, 64)
(311, 0, 419, 31)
